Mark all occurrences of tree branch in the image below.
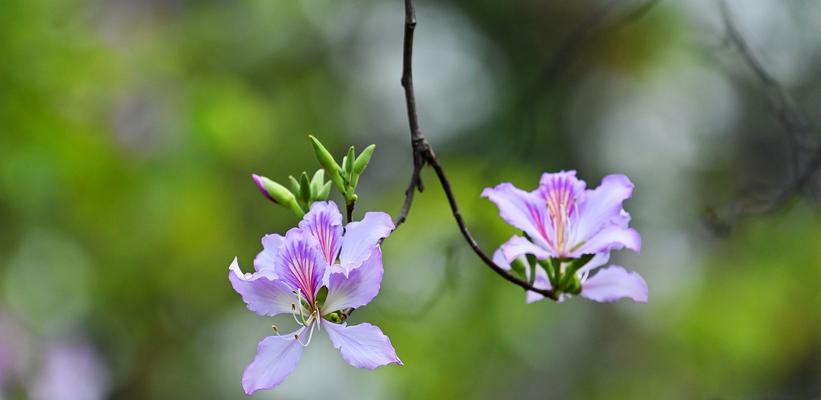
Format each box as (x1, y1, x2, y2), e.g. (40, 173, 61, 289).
(393, 0, 559, 301)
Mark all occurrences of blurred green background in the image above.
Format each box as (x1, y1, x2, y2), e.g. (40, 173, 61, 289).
(2, 0, 821, 398)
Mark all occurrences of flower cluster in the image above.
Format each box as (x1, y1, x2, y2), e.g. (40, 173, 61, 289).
(229, 201, 401, 395)
(229, 135, 646, 396)
(483, 171, 647, 303)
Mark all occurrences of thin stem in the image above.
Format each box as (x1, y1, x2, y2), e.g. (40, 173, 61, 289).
(346, 201, 355, 224)
(393, 0, 558, 301)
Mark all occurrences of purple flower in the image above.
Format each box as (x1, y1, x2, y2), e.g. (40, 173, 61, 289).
(229, 201, 401, 395)
(483, 171, 646, 303)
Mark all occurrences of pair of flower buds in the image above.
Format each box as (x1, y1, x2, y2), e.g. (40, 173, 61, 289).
(230, 137, 646, 395)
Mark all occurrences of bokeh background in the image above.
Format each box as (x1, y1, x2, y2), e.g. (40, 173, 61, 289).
(2, 0, 821, 398)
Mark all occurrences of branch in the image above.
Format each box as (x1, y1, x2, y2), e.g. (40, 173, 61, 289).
(393, 0, 558, 301)
(707, 1, 821, 233)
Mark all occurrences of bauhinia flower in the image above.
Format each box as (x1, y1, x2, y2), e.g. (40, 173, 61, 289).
(229, 201, 401, 395)
(483, 170, 647, 303)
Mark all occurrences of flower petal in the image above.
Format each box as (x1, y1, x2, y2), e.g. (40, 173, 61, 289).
(581, 265, 648, 303)
(322, 321, 402, 369)
(493, 238, 552, 303)
(492, 248, 511, 271)
(500, 236, 551, 261)
(577, 252, 610, 276)
(481, 183, 551, 249)
(229, 258, 296, 317)
(339, 212, 394, 274)
(525, 266, 552, 304)
(322, 248, 383, 313)
(299, 201, 343, 265)
(574, 174, 635, 245)
(539, 170, 586, 192)
(571, 226, 641, 257)
(275, 229, 327, 305)
(253, 234, 284, 273)
(241, 330, 305, 395)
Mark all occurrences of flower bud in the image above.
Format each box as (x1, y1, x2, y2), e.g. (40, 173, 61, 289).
(353, 144, 375, 175)
(309, 170, 325, 198)
(299, 171, 312, 205)
(344, 146, 355, 180)
(308, 135, 345, 191)
(251, 174, 304, 217)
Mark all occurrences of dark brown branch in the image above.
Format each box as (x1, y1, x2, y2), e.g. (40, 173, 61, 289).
(708, 1, 821, 233)
(393, 0, 558, 301)
(345, 201, 354, 224)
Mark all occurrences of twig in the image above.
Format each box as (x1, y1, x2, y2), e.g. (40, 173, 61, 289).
(708, 1, 821, 233)
(345, 201, 354, 224)
(393, 0, 558, 300)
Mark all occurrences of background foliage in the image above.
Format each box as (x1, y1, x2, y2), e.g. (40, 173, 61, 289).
(1, 0, 821, 398)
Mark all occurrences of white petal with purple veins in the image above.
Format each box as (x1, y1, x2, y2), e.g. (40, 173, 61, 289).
(571, 226, 641, 257)
(241, 330, 305, 395)
(322, 321, 402, 370)
(299, 202, 343, 265)
(577, 252, 610, 276)
(229, 258, 296, 317)
(481, 183, 551, 249)
(574, 174, 635, 246)
(275, 229, 327, 304)
(253, 233, 284, 273)
(322, 248, 383, 313)
(339, 212, 394, 274)
(492, 248, 511, 271)
(525, 265, 552, 304)
(581, 265, 648, 303)
(500, 235, 551, 261)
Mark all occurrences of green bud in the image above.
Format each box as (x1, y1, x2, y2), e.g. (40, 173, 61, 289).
(308, 135, 345, 190)
(340, 156, 350, 185)
(323, 311, 344, 324)
(252, 174, 304, 218)
(310, 169, 325, 197)
(345, 146, 355, 179)
(353, 144, 375, 175)
(318, 181, 332, 200)
(299, 171, 311, 205)
(287, 175, 301, 197)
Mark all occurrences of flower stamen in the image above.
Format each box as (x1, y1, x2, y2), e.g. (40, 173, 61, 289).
(291, 303, 305, 327)
(295, 321, 317, 347)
